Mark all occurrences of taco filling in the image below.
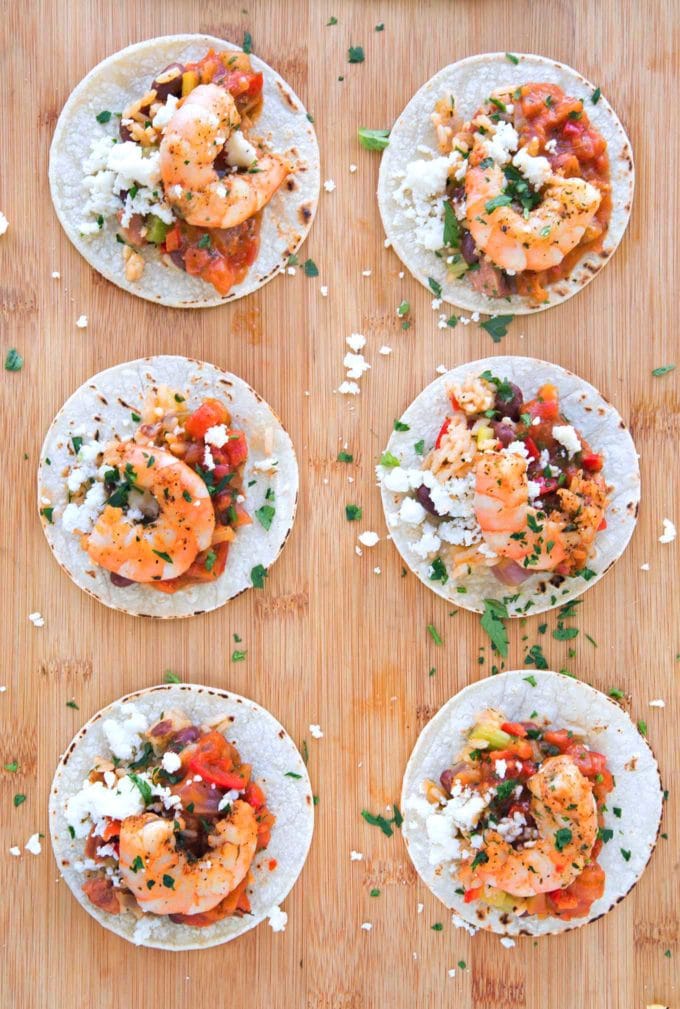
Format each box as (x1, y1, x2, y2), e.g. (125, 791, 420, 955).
(393, 82, 611, 305)
(381, 368, 608, 589)
(53, 386, 261, 593)
(406, 708, 613, 922)
(78, 48, 289, 295)
(65, 705, 275, 928)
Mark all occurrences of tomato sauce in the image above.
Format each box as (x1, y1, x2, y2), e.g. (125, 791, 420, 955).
(513, 83, 611, 301)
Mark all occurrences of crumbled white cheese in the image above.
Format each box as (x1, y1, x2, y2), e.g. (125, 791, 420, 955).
(133, 914, 164, 946)
(161, 751, 182, 774)
(151, 94, 179, 130)
(553, 424, 582, 458)
(544, 138, 557, 154)
(362, 269, 372, 277)
(640, 563, 650, 571)
(25, 833, 42, 856)
(409, 525, 442, 559)
(28, 612, 45, 628)
(451, 912, 478, 935)
(309, 724, 324, 739)
(267, 905, 288, 932)
(349, 164, 357, 173)
(9, 846, 21, 857)
(392, 150, 466, 252)
(505, 440, 530, 460)
(102, 705, 148, 760)
(323, 179, 336, 193)
(512, 146, 552, 190)
(203, 445, 216, 471)
(360, 922, 373, 931)
(477, 120, 519, 166)
(204, 424, 229, 448)
(0, 212, 9, 236)
(495, 758, 507, 779)
(320, 285, 328, 297)
(659, 518, 677, 544)
(347, 333, 366, 352)
(51, 271, 61, 279)
(435, 364, 448, 375)
(500, 937, 516, 948)
(648, 698, 665, 708)
(65, 775, 146, 838)
(338, 381, 361, 395)
(223, 129, 258, 168)
(417, 902, 424, 914)
(399, 498, 428, 525)
(379, 345, 393, 355)
(217, 788, 242, 811)
(350, 850, 364, 861)
(343, 352, 371, 379)
(358, 531, 379, 547)
(62, 481, 106, 535)
(75, 315, 88, 329)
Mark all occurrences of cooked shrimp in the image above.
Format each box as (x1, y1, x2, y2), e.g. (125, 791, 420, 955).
(473, 755, 597, 897)
(84, 443, 214, 582)
(119, 799, 257, 916)
(160, 83, 289, 229)
(465, 161, 601, 273)
(474, 451, 567, 571)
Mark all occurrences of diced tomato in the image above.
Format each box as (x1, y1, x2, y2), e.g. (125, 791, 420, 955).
(82, 877, 121, 915)
(224, 430, 248, 467)
(524, 436, 540, 461)
(491, 740, 533, 761)
(562, 120, 582, 139)
(244, 781, 266, 811)
(200, 255, 237, 296)
(464, 886, 482, 904)
(255, 808, 275, 850)
(501, 721, 528, 738)
(185, 399, 230, 439)
(100, 819, 121, 841)
(547, 862, 605, 920)
(598, 516, 607, 531)
(223, 69, 263, 100)
(435, 417, 452, 449)
(582, 452, 604, 472)
(188, 730, 249, 790)
(542, 729, 571, 751)
(547, 887, 580, 911)
(164, 223, 182, 253)
(184, 246, 212, 275)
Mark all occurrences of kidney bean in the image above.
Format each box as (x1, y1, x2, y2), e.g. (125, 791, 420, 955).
(461, 230, 480, 265)
(415, 483, 438, 515)
(169, 249, 186, 271)
(151, 62, 185, 102)
(440, 768, 454, 794)
(110, 573, 133, 587)
(491, 421, 517, 447)
(170, 726, 201, 749)
(494, 381, 523, 421)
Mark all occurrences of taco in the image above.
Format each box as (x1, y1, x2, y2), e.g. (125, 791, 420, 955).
(401, 670, 662, 936)
(38, 355, 298, 618)
(50, 684, 314, 949)
(49, 34, 319, 307)
(377, 356, 639, 616)
(378, 53, 633, 314)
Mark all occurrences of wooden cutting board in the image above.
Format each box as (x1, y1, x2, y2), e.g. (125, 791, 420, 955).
(1, 1, 677, 1006)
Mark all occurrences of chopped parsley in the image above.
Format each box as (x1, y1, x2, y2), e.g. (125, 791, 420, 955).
(428, 277, 443, 298)
(164, 670, 181, 684)
(13, 793, 26, 807)
(652, 364, 676, 377)
(393, 419, 410, 432)
(554, 827, 572, 851)
(242, 31, 252, 54)
(231, 650, 247, 662)
(480, 315, 513, 343)
(130, 855, 144, 873)
(302, 258, 319, 277)
(361, 805, 401, 836)
(251, 564, 268, 588)
(523, 674, 537, 687)
(505, 52, 520, 64)
(591, 86, 601, 104)
(429, 557, 448, 584)
(255, 504, 276, 531)
(620, 848, 631, 862)
(345, 504, 362, 521)
(427, 624, 442, 646)
(4, 348, 23, 371)
(357, 127, 390, 151)
(481, 599, 509, 657)
(413, 439, 425, 456)
(337, 450, 354, 463)
(95, 110, 112, 124)
(129, 774, 153, 805)
(162, 874, 176, 889)
(348, 45, 365, 64)
(66, 700, 79, 710)
(380, 450, 400, 468)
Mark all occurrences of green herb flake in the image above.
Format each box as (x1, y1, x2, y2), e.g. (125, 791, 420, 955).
(129, 774, 153, 806)
(379, 450, 400, 468)
(608, 687, 625, 700)
(255, 504, 276, 531)
(505, 52, 520, 65)
(345, 504, 362, 522)
(613, 806, 622, 818)
(231, 649, 247, 662)
(481, 599, 509, 657)
(4, 761, 18, 772)
(4, 349, 23, 372)
(620, 848, 631, 862)
(480, 315, 513, 343)
(152, 549, 173, 564)
(431, 922, 444, 931)
(251, 564, 268, 588)
(348, 45, 365, 64)
(337, 451, 354, 463)
(554, 827, 572, 851)
(326, 16, 337, 26)
(131, 855, 144, 873)
(523, 675, 537, 687)
(414, 439, 425, 456)
(40, 506, 54, 524)
(375, 22, 384, 32)
(361, 809, 394, 837)
(162, 873, 176, 889)
(393, 419, 410, 432)
(164, 670, 181, 684)
(302, 258, 319, 277)
(428, 277, 443, 298)
(427, 624, 442, 646)
(13, 793, 26, 807)
(242, 31, 252, 54)
(637, 719, 647, 737)
(66, 700, 79, 710)
(429, 557, 448, 584)
(591, 87, 601, 104)
(396, 300, 410, 318)
(370, 887, 381, 897)
(285, 771, 302, 779)
(357, 127, 390, 151)
(652, 364, 676, 377)
(96, 110, 112, 124)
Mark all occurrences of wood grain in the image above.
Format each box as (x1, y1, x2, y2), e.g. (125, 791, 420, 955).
(1, 0, 678, 1006)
